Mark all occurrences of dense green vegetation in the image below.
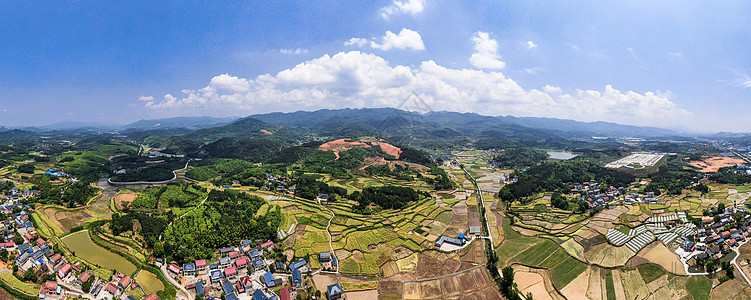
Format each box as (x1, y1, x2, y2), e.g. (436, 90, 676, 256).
(198, 137, 282, 161)
(294, 176, 347, 201)
(711, 166, 751, 184)
(161, 190, 280, 263)
(32, 180, 98, 207)
(350, 185, 423, 211)
(498, 160, 635, 202)
(130, 183, 207, 209)
(109, 159, 187, 182)
(492, 147, 548, 168)
(644, 156, 700, 195)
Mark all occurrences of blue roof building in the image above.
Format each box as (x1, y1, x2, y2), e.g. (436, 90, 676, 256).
(263, 271, 276, 287)
(249, 249, 261, 258)
(289, 259, 306, 271)
(210, 270, 223, 284)
(252, 289, 269, 300)
(292, 269, 302, 287)
(327, 283, 344, 299)
(226, 293, 240, 300)
(222, 281, 235, 295)
(253, 259, 265, 269)
(183, 263, 195, 272)
(195, 281, 204, 296)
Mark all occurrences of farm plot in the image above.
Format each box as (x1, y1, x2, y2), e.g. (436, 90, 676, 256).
(512, 264, 566, 300)
(637, 242, 685, 275)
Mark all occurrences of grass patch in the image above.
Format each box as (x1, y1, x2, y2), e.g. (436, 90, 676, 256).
(539, 248, 570, 269)
(686, 276, 711, 300)
(637, 264, 666, 284)
(605, 269, 616, 300)
(341, 281, 378, 291)
(0, 272, 39, 296)
(551, 258, 587, 289)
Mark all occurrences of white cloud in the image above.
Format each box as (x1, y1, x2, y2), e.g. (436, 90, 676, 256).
(526, 41, 537, 49)
(469, 31, 505, 69)
(370, 28, 425, 51)
(280, 48, 308, 55)
(380, 0, 425, 20)
(735, 74, 751, 89)
(524, 67, 545, 75)
(142, 51, 690, 128)
(728, 69, 751, 89)
(344, 38, 368, 48)
(542, 85, 562, 94)
(138, 96, 154, 101)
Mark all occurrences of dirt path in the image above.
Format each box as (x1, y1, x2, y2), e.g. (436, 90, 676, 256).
(159, 195, 209, 241)
(319, 200, 339, 274)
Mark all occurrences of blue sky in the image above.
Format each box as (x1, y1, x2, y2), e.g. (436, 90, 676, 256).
(1, 1, 750, 132)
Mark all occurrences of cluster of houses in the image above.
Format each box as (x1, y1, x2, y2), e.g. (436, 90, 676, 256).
(690, 207, 751, 262)
(0, 204, 162, 300)
(4, 204, 164, 300)
(1, 184, 40, 202)
(166, 240, 343, 300)
(572, 181, 625, 210)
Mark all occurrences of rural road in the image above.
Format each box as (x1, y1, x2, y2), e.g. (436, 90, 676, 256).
(319, 200, 339, 274)
(462, 167, 494, 250)
(159, 263, 191, 300)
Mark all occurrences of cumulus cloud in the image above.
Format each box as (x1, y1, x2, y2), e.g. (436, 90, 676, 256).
(469, 31, 505, 69)
(141, 51, 690, 128)
(542, 85, 562, 94)
(370, 28, 425, 51)
(344, 38, 368, 48)
(138, 96, 154, 101)
(380, 0, 425, 20)
(526, 41, 537, 49)
(280, 48, 308, 55)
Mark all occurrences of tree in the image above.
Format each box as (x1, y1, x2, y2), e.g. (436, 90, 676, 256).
(694, 183, 710, 194)
(22, 268, 37, 282)
(82, 277, 93, 293)
(17, 164, 35, 174)
(0, 249, 7, 262)
(705, 259, 717, 273)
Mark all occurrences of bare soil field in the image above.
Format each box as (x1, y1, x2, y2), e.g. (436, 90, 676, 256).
(710, 278, 747, 300)
(512, 265, 565, 300)
(638, 242, 685, 275)
(688, 156, 747, 173)
(318, 137, 402, 160)
(114, 193, 137, 210)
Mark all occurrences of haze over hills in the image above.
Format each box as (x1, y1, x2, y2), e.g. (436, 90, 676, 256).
(6, 109, 682, 141)
(247, 109, 679, 138)
(122, 116, 238, 130)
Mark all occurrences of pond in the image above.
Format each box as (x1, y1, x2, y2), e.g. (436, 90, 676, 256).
(547, 150, 579, 160)
(135, 270, 164, 294)
(62, 230, 137, 275)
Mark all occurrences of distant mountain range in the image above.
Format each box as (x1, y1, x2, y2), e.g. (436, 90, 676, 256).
(3, 109, 683, 142)
(122, 116, 238, 130)
(248, 109, 678, 138)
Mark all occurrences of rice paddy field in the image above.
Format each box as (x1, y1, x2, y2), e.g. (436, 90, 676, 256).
(274, 182, 459, 275)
